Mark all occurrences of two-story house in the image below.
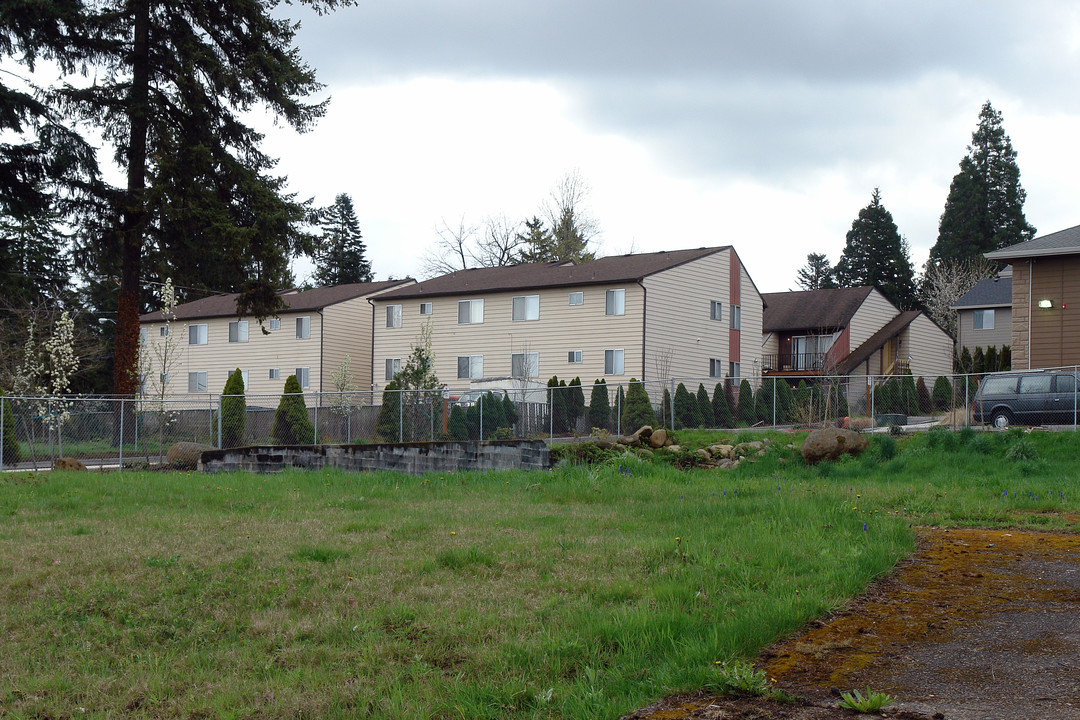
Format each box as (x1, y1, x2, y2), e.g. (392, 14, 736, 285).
(370, 247, 763, 392)
(951, 268, 1012, 358)
(138, 280, 413, 398)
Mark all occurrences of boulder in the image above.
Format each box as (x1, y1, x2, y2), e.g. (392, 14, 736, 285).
(593, 439, 615, 450)
(648, 428, 668, 449)
(167, 441, 216, 469)
(53, 457, 87, 471)
(711, 444, 735, 460)
(800, 428, 869, 465)
(695, 448, 712, 461)
(633, 425, 654, 439)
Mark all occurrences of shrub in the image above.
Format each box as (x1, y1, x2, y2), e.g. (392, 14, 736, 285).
(501, 393, 518, 430)
(273, 375, 315, 445)
(932, 375, 953, 411)
(567, 377, 585, 431)
(1000, 345, 1011, 371)
(220, 368, 247, 448)
(736, 380, 755, 425)
(900, 372, 920, 415)
(956, 346, 973, 374)
(480, 391, 506, 439)
(448, 404, 468, 441)
(622, 379, 656, 430)
(915, 376, 932, 414)
(755, 379, 774, 424)
(547, 376, 569, 434)
(614, 385, 626, 431)
(775, 379, 795, 424)
(465, 403, 480, 440)
(724, 379, 737, 421)
(673, 382, 697, 429)
(985, 345, 999, 373)
(588, 379, 611, 430)
(696, 383, 713, 427)
(374, 379, 408, 442)
(793, 380, 811, 424)
(827, 381, 848, 420)
(660, 387, 673, 429)
(712, 382, 734, 428)
(1, 390, 19, 465)
(972, 346, 986, 375)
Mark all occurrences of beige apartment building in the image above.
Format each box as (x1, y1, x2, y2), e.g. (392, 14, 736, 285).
(138, 280, 413, 398)
(370, 247, 763, 391)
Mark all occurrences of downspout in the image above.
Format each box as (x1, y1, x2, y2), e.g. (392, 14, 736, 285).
(318, 309, 325, 391)
(1027, 260, 1032, 370)
(368, 297, 376, 392)
(638, 280, 647, 379)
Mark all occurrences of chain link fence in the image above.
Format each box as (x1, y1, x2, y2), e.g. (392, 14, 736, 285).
(3, 368, 1077, 470)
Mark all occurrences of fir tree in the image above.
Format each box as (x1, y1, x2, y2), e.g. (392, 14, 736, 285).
(480, 391, 505, 439)
(567, 377, 586, 431)
(932, 376, 953, 412)
(1000, 345, 1012, 371)
(984, 346, 999, 373)
(501, 393, 518, 432)
(916, 377, 932, 414)
(696, 383, 713, 427)
(776, 380, 796, 424)
(724, 380, 738, 422)
(673, 382, 696, 429)
(374, 379, 408, 442)
(972, 346, 986, 375)
(755, 378, 775, 424)
(834, 188, 919, 310)
(588, 379, 611, 430)
(660, 387, 673, 429)
(795, 253, 836, 290)
(273, 375, 315, 445)
(795, 380, 811, 423)
(930, 101, 1036, 264)
(614, 385, 626, 432)
(712, 382, 734, 428)
(313, 193, 372, 286)
(448, 404, 468, 441)
(900, 373, 920, 415)
(220, 368, 247, 449)
(736, 380, 756, 425)
(622, 380, 655, 430)
(547, 376, 569, 434)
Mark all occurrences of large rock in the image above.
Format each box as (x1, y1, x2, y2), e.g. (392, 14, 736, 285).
(800, 428, 869, 465)
(648, 428, 668, 448)
(633, 425, 654, 440)
(167, 441, 216, 469)
(54, 457, 87, 471)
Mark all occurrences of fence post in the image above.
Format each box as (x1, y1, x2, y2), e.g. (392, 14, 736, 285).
(119, 398, 125, 467)
(314, 392, 319, 445)
(1074, 365, 1077, 432)
(964, 374, 969, 427)
(0, 395, 4, 473)
(670, 378, 676, 430)
(217, 394, 223, 449)
(772, 378, 776, 428)
(870, 376, 876, 430)
(549, 387, 553, 440)
(479, 393, 484, 441)
(398, 390, 403, 443)
(616, 386, 621, 436)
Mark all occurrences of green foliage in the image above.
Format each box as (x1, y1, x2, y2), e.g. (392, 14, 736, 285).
(755, 379, 774, 424)
(834, 188, 919, 310)
(900, 373, 920, 415)
(875, 434, 899, 461)
(374, 379, 408, 443)
(724, 380, 738, 422)
(481, 392, 507, 440)
(272, 375, 314, 445)
(706, 660, 774, 698)
(712, 382, 734, 428)
(547, 376, 570, 434)
(930, 101, 1035, 264)
(1005, 437, 1039, 462)
(501, 394, 518, 430)
(1000, 345, 1012, 371)
(567, 377, 586, 430)
(696, 383, 713, 427)
(660, 387, 673, 430)
(915, 376, 932, 414)
(972, 346, 986, 375)
(465, 404, 481, 441)
(448, 404, 468, 441)
(932, 376, 953, 411)
(313, 193, 372, 286)
(984, 345, 999, 373)
(673, 382, 697, 429)
(735, 380, 755, 425)
(220, 368, 247, 449)
(1, 390, 20, 464)
(776, 380, 796, 424)
(615, 385, 626, 431)
(588, 379, 611, 430)
(622, 380, 656, 431)
(838, 688, 895, 712)
(795, 252, 836, 291)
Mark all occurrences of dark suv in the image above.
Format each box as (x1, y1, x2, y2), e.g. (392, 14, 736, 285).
(973, 371, 1080, 428)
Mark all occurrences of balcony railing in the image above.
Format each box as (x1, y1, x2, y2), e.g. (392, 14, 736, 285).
(762, 352, 829, 372)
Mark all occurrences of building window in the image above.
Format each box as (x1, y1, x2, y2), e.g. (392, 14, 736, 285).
(568, 291, 584, 306)
(188, 324, 208, 345)
(140, 327, 148, 343)
(296, 316, 311, 339)
(229, 320, 249, 343)
(729, 362, 740, 380)
(386, 305, 402, 328)
(240, 370, 249, 389)
(385, 358, 401, 381)
(605, 289, 625, 316)
(730, 305, 741, 330)
(159, 326, 169, 337)
(419, 302, 432, 315)
(568, 350, 583, 364)
(159, 372, 169, 385)
(458, 299, 484, 324)
(511, 352, 539, 378)
(710, 359, 723, 378)
(604, 349, 624, 375)
(269, 368, 280, 380)
(973, 309, 995, 330)
(457, 355, 484, 380)
(295, 367, 310, 390)
(512, 295, 539, 321)
(188, 371, 208, 393)
(268, 318, 281, 331)
(711, 301, 723, 321)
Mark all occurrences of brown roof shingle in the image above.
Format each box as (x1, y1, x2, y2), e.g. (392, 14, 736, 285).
(761, 287, 874, 333)
(376, 247, 729, 300)
(140, 280, 414, 322)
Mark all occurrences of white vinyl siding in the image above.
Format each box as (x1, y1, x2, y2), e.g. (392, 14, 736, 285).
(512, 352, 539, 378)
(188, 371, 208, 392)
(386, 305, 402, 328)
(568, 292, 583, 306)
(604, 349, 624, 375)
(605, 289, 625, 316)
(189, 324, 208, 345)
(457, 355, 484, 379)
(512, 295, 539, 321)
(228, 320, 249, 343)
(385, 358, 401, 381)
(458, 299, 484, 324)
(711, 301, 723, 321)
(296, 316, 311, 339)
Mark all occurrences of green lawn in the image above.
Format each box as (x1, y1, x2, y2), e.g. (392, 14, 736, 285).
(0, 428, 1077, 719)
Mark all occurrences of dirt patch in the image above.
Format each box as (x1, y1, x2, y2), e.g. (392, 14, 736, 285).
(625, 526, 1080, 719)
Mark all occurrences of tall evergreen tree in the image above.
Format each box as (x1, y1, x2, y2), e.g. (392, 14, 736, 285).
(515, 172, 598, 264)
(8, 0, 352, 396)
(696, 383, 713, 427)
(0, 208, 72, 307)
(834, 188, 919, 310)
(711, 382, 734, 428)
(313, 193, 372, 286)
(588, 379, 610, 430)
(930, 101, 1035, 264)
(795, 253, 836, 290)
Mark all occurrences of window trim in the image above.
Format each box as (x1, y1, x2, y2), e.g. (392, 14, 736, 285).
(385, 358, 401, 382)
(188, 323, 208, 345)
(973, 308, 995, 330)
(228, 320, 249, 343)
(457, 354, 484, 380)
(511, 352, 539, 378)
(710, 301, 723, 322)
(729, 361, 741, 380)
(296, 316, 311, 339)
(568, 350, 583, 364)
(457, 298, 484, 325)
(295, 367, 311, 390)
(568, 291, 584, 306)
(730, 305, 741, 331)
(386, 304, 402, 329)
(604, 348, 625, 375)
(269, 368, 280, 380)
(268, 318, 281, 331)
(605, 289, 625, 316)
(187, 371, 208, 393)
(512, 294, 540, 322)
(709, 358, 724, 378)
(419, 302, 432, 316)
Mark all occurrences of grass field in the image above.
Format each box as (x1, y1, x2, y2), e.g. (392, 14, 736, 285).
(1, 428, 1078, 719)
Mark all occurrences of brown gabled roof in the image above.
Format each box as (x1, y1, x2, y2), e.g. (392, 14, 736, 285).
(375, 247, 729, 300)
(140, 280, 414, 322)
(834, 310, 921, 375)
(761, 287, 874, 333)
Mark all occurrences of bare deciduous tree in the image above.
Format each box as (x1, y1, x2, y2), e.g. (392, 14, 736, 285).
(919, 257, 998, 335)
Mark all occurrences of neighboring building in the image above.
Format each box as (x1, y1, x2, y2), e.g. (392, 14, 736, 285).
(370, 247, 763, 391)
(761, 286, 954, 380)
(951, 268, 1012, 356)
(986, 224, 1080, 370)
(138, 280, 414, 397)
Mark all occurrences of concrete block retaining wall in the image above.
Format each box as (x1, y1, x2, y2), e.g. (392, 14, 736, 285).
(199, 440, 550, 474)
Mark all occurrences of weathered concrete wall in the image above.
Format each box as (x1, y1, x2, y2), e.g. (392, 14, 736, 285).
(199, 440, 550, 474)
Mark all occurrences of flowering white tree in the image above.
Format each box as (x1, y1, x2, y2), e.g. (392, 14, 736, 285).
(329, 354, 357, 441)
(11, 311, 79, 465)
(138, 278, 183, 459)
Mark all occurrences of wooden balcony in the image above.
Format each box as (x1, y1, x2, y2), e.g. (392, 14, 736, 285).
(762, 352, 829, 374)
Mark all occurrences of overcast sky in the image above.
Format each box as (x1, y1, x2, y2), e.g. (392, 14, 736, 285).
(258, 0, 1080, 293)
